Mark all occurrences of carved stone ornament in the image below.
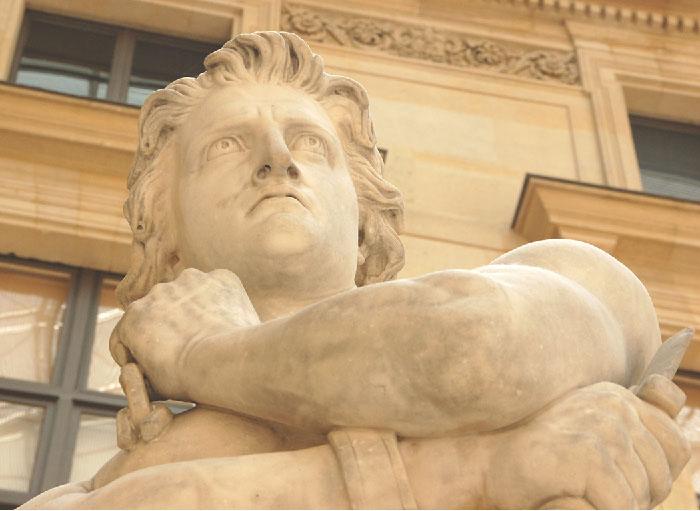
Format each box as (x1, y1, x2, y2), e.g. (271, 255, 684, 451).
(281, 3, 581, 85)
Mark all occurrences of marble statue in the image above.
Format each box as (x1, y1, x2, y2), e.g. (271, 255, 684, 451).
(21, 31, 692, 510)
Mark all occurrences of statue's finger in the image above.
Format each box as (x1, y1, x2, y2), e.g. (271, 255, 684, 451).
(584, 463, 638, 510)
(119, 363, 152, 426)
(116, 408, 137, 450)
(140, 404, 174, 442)
(627, 420, 672, 506)
(635, 400, 691, 480)
(636, 374, 686, 419)
(109, 320, 132, 366)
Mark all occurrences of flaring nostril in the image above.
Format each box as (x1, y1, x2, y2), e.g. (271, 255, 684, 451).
(257, 165, 271, 179)
(287, 166, 299, 179)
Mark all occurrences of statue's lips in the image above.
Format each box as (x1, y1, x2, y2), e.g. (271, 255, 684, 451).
(248, 188, 308, 214)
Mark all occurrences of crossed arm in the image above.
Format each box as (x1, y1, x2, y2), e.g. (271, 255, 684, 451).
(22, 379, 689, 509)
(112, 241, 657, 437)
(71, 239, 687, 509)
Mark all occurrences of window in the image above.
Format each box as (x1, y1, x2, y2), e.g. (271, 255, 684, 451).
(10, 11, 219, 106)
(630, 115, 700, 202)
(0, 256, 125, 508)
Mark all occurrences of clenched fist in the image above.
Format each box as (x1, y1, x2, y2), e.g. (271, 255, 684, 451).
(109, 268, 260, 401)
(482, 380, 690, 509)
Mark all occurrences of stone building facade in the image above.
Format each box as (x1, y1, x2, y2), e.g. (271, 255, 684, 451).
(0, 0, 698, 507)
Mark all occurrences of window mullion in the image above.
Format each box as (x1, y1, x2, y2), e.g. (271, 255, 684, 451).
(0, 378, 60, 401)
(60, 269, 101, 392)
(51, 269, 100, 391)
(106, 29, 135, 103)
(27, 398, 58, 496)
(37, 395, 80, 492)
(37, 269, 101, 491)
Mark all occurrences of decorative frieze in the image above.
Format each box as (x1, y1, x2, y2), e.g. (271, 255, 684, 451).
(281, 3, 581, 86)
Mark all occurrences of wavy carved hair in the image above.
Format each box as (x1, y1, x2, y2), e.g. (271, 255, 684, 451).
(117, 31, 405, 307)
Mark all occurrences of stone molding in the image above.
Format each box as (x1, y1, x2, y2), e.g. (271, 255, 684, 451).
(281, 2, 581, 85)
(482, 0, 699, 34)
(0, 84, 132, 273)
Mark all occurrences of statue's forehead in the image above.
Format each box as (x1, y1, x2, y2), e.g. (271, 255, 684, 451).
(195, 84, 330, 122)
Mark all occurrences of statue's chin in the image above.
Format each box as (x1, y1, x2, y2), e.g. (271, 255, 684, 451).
(254, 213, 319, 257)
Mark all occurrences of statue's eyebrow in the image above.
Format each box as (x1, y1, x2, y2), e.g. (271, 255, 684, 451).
(199, 112, 258, 140)
(201, 102, 256, 127)
(272, 104, 336, 132)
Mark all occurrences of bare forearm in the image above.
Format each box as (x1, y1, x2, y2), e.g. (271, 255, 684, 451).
(400, 433, 489, 509)
(181, 264, 643, 436)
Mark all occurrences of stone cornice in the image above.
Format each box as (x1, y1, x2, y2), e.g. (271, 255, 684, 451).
(512, 174, 700, 255)
(281, 2, 581, 85)
(482, 0, 699, 35)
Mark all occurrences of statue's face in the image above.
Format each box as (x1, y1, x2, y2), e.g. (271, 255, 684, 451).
(173, 83, 360, 290)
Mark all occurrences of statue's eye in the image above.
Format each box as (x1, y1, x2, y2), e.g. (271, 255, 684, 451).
(290, 134, 326, 156)
(207, 137, 245, 160)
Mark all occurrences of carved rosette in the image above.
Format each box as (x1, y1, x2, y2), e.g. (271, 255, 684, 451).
(282, 3, 580, 86)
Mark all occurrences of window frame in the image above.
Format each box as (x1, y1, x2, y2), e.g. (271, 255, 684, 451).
(629, 114, 700, 202)
(10, 9, 219, 106)
(0, 254, 126, 508)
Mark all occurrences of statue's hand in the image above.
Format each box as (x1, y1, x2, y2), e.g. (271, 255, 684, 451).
(483, 381, 690, 509)
(109, 268, 260, 401)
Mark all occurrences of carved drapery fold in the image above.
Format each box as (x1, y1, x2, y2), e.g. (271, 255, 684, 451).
(281, 3, 581, 85)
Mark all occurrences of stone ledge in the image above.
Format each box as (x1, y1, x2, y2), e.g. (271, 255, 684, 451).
(0, 84, 133, 273)
(0, 83, 138, 175)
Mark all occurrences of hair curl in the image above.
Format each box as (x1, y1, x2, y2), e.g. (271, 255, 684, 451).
(117, 31, 405, 307)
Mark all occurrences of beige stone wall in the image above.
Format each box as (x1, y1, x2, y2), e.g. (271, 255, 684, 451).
(313, 45, 604, 276)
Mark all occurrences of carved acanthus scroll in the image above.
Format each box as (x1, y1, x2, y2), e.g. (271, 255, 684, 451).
(281, 3, 581, 86)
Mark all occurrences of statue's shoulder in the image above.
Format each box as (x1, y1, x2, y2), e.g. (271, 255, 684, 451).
(493, 239, 660, 380)
(492, 239, 618, 270)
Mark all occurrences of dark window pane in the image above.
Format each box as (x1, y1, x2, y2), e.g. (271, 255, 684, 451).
(127, 36, 217, 106)
(14, 13, 115, 100)
(630, 116, 700, 202)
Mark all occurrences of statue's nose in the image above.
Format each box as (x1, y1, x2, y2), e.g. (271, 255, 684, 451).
(253, 128, 300, 183)
(255, 162, 300, 181)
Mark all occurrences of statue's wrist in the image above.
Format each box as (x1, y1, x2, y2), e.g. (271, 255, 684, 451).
(328, 429, 417, 509)
(173, 336, 205, 402)
(399, 434, 490, 509)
